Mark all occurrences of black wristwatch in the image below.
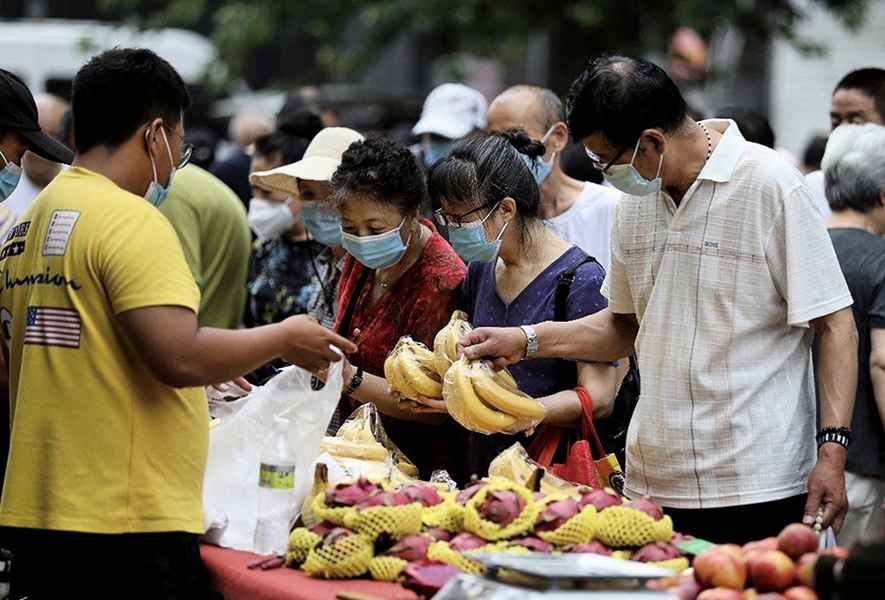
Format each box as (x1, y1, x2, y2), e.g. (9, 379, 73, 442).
(816, 427, 853, 450)
(343, 367, 363, 396)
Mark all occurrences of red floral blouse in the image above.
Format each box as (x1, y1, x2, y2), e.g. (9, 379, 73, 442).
(334, 222, 466, 478)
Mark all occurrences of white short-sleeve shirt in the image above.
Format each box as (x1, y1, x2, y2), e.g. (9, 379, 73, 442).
(605, 120, 852, 509)
(545, 182, 619, 272)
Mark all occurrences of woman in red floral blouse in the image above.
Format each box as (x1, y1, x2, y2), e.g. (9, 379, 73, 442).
(329, 136, 466, 478)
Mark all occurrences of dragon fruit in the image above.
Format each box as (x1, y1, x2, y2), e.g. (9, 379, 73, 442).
(425, 528, 453, 542)
(401, 560, 461, 597)
(322, 527, 357, 546)
(324, 478, 382, 507)
(511, 537, 554, 553)
(448, 532, 487, 552)
(383, 533, 433, 562)
(535, 497, 581, 531)
(456, 481, 487, 505)
(565, 541, 613, 556)
(632, 542, 682, 563)
(476, 490, 526, 526)
(355, 490, 414, 509)
(399, 483, 444, 507)
(309, 522, 335, 537)
(671, 531, 694, 544)
(624, 497, 664, 521)
(579, 487, 622, 512)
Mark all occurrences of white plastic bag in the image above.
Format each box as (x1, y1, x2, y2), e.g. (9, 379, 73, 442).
(202, 362, 343, 551)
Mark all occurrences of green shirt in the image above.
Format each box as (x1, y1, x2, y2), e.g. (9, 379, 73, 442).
(161, 165, 251, 328)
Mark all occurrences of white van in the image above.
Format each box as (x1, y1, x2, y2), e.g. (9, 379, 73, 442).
(0, 19, 219, 97)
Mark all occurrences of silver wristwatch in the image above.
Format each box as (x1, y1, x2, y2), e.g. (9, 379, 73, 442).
(520, 325, 539, 357)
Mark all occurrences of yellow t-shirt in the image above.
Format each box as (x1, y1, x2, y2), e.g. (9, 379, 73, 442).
(0, 167, 207, 534)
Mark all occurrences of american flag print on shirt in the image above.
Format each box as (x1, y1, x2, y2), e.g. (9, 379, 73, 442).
(24, 306, 81, 348)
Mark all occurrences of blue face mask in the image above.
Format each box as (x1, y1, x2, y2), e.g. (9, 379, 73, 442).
(519, 126, 557, 185)
(145, 128, 177, 207)
(448, 203, 508, 263)
(0, 149, 23, 201)
(603, 138, 664, 196)
(423, 140, 455, 169)
(302, 201, 342, 247)
(341, 218, 410, 269)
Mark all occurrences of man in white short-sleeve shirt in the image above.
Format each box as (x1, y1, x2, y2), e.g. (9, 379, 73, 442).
(486, 85, 619, 271)
(460, 56, 858, 544)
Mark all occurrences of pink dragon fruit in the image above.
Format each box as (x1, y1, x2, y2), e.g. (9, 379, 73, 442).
(456, 481, 487, 505)
(309, 522, 335, 537)
(383, 533, 433, 562)
(324, 478, 383, 507)
(399, 483, 444, 507)
(624, 497, 664, 521)
(535, 497, 581, 531)
(476, 490, 526, 526)
(355, 490, 414, 509)
(448, 532, 487, 552)
(322, 527, 357, 546)
(402, 560, 461, 597)
(631, 542, 682, 563)
(425, 528, 453, 542)
(510, 537, 554, 553)
(565, 541, 613, 556)
(671, 531, 694, 544)
(578, 487, 623, 512)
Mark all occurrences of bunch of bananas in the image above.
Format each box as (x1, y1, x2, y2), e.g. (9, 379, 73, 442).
(443, 357, 546, 435)
(433, 310, 474, 376)
(384, 337, 443, 401)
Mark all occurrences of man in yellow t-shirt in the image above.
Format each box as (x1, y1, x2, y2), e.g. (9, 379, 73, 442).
(0, 48, 355, 599)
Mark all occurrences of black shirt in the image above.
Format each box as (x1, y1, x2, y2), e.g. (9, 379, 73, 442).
(210, 150, 252, 206)
(826, 228, 885, 478)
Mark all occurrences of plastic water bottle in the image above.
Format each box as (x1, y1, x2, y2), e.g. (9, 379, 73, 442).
(254, 416, 296, 555)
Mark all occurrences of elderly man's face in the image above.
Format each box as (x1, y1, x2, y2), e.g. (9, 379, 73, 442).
(831, 88, 884, 130)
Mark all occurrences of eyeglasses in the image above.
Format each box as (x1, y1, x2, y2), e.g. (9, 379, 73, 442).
(584, 144, 630, 174)
(434, 206, 487, 228)
(163, 126, 193, 170)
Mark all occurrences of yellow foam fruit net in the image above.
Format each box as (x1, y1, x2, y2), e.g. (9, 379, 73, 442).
(311, 493, 357, 527)
(302, 533, 375, 579)
(344, 503, 424, 541)
(421, 492, 457, 529)
(286, 528, 322, 567)
(594, 506, 674, 548)
(426, 541, 486, 575)
(535, 496, 598, 546)
(650, 557, 690, 572)
(368, 556, 408, 582)
(462, 479, 540, 541)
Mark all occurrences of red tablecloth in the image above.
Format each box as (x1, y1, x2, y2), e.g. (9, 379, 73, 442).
(201, 544, 419, 600)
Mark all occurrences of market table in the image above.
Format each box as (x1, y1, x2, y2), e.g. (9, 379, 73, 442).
(201, 544, 419, 600)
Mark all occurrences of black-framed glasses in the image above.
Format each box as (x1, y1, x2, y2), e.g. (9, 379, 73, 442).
(434, 205, 487, 228)
(585, 144, 630, 174)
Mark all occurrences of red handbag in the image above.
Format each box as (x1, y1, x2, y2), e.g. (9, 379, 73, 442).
(528, 386, 625, 492)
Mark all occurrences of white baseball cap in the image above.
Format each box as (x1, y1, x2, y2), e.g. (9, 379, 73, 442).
(250, 127, 364, 197)
(412, 83, 488, 140)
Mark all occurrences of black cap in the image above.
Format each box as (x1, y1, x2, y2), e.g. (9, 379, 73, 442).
(0, 69, 74, 164)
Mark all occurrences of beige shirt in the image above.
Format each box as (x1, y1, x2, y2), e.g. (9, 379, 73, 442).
(605, 120, 852, 509)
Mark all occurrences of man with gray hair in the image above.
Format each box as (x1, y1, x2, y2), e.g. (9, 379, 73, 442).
(820, 122, 885, 546)
(486, 85, 619, 271)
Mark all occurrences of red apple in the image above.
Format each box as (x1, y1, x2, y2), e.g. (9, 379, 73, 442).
(697, 588, 744, 600)
(743, 537, 779, 554)
(777, 524, 819, 560)
(694, 549, 747, 591)
(795, 553, 816, 587)
(718, 544, 746, 561)
(748, 550, 796, 592)
(783, 586, 818, 600)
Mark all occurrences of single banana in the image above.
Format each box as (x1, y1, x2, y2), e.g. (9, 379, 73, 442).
(472, 370, 546, 419)
(446, 318, 473, 362)
(494, 368, 519, 392)
(397, 346, 443, 398)
(449, 358, 517, 433)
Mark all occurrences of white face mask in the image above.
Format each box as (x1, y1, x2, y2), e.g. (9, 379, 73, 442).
(603, 138, 664, 196)
(248, 197, 296, 241)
